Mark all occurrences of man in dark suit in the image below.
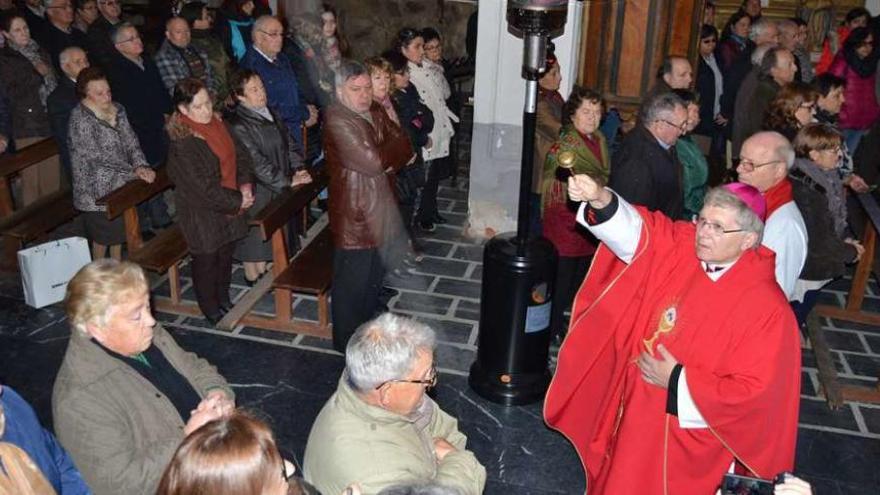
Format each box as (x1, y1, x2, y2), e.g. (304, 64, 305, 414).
(106, 22, 173, 230)
(610, 92, 688, 219)
(47, 46, 88, 182)
(38, 0, 88, 69)
(85, 0, 122, 68)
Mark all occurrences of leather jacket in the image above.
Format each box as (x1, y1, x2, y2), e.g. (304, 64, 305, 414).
(323, 101, 413, 249)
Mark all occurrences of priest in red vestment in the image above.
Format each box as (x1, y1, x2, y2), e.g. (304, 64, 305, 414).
(543, 176, 801, 495)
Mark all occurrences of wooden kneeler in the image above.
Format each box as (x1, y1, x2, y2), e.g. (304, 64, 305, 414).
(217, 169, 332, 338)
(96, 167, 199, 317)
(812, 191, 880, 407)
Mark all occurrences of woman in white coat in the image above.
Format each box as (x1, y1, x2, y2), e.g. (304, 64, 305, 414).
(395, 27, 458, 232)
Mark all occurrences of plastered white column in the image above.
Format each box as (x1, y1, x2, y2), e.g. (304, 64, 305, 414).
(467, 0, 583, 237)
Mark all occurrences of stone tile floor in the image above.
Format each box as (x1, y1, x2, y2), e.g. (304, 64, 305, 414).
(2, 179, 880, 492)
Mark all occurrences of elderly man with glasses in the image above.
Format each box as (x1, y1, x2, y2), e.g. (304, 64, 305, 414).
(610, 92, 688, 219)
(39, 0, 88, 69)
(736, 131, 808, 299)
(545, 173, 801, 495)
(240, 15, 318, 150)
(304, 313, 486, 495)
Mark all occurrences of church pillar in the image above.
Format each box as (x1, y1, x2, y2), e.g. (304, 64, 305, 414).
(467, 0, 584, 236)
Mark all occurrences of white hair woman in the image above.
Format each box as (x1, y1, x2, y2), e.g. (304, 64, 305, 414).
(52, 259, 235, 495)
(304, 313, 486, 495)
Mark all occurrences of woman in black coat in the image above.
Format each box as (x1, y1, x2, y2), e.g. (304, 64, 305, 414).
(226, 70, 311, 284)
(167, 78, 255, 325)
(695, 24, 726, 161)
(386, 50, 434, 234)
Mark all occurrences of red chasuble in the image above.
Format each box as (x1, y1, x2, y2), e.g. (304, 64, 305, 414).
(544, 207, 801, 495)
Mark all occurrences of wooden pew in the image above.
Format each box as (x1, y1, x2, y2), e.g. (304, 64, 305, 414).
(95, 167, 198, 316)
(812, 191, 880, 407)
(0, 138, 77, 270)
(217, 168, 332, 338)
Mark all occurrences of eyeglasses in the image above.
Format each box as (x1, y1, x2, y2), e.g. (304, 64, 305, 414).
(374, 365, 438, 390)
(98, 0, 117, 5)
(258, 30, 283, 38)
(799, 102, 816, 110)
(737, 158, 782, 172)
(692, 215, 744, 236)
(659, 118, 688, 133)
(819, 145, 842, 154)
(48, 3, 73, 10)
(115, 34, 140, 45)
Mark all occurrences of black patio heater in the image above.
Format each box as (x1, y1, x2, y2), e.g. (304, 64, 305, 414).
(469, 0, 569, 405)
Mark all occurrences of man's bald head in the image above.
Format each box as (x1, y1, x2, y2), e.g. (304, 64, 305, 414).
(165, 16, 190, 48)
(59, 46, 89, 80)
(661, 56, 693, 89)
(252, 15, 283, 58)
(736, 131, 795, 193)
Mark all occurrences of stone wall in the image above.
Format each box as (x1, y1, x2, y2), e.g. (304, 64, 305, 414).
(330, 0, 476, 60)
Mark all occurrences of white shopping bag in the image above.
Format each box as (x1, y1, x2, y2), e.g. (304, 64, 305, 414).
(18, 237, 92, 308)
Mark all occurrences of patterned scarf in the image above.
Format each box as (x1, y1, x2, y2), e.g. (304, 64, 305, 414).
(9, 40, 56, 105)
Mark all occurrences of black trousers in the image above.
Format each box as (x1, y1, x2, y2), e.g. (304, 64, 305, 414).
(190, 241, 236, 319)
(331, 247, 385, 352)
(551, 255, 590, 339)
(417, 158, 443, 223)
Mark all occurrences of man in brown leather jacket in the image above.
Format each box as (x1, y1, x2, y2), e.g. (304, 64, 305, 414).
(324, 60, 414, 351)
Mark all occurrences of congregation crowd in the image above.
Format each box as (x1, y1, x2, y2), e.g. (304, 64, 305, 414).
(0, 0, 876, 493)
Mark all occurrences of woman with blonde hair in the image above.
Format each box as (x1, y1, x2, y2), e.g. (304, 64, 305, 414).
(53, 259, 235, 495)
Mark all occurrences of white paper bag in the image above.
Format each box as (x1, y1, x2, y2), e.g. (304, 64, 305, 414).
(18, 237, 92, 308)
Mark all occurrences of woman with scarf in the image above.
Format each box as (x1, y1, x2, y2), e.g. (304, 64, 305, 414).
(167, 78, 255, 325)
(226, 70, 311, 286)
(365, 55, 419, 277)
(531, 49, 564, 236)
(69, 67, 155, 261)
(541, 87, 610, 343)
(0, 13, 60, 207)
(790, 123, 864, 325)
(216, 0, 255, 62)
(828, 27, 880, 154)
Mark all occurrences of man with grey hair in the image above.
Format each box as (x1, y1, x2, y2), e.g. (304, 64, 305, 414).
(47, 46, 89, 180)
(39, 0, 88, 69)
(304, 313, 486, 495)
(240, 15, 318, 149)
(749, 17, 779, 47)
(106, 22, 173, 231)
(154, 16, 216, 96)
(731, 47, 797, 159)
(322, 60, 413, 350)
(736, 131, 807, 299)
(610, 92, 687, 219)
(545, 174, 801, 493)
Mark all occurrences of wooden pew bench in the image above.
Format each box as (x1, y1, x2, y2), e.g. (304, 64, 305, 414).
(96, 167, 198, 316)
(217, 169, 332, 338)
(0, 138, 77, 270)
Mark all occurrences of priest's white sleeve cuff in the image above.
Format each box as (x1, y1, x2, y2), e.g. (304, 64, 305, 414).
(577, 192, 641, 264)
(677, 368, 708, 429)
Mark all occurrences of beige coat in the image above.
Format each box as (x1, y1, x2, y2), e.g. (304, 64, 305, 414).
(303, 376, 486, 495)
(52, 325, 233, 495)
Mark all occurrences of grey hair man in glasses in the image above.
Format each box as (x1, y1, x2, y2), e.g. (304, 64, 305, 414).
(545, 175, 801, 494)
(610, 92, 688, 219)
(736, 131, 808, 299)
(304, 313, 485, 495)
